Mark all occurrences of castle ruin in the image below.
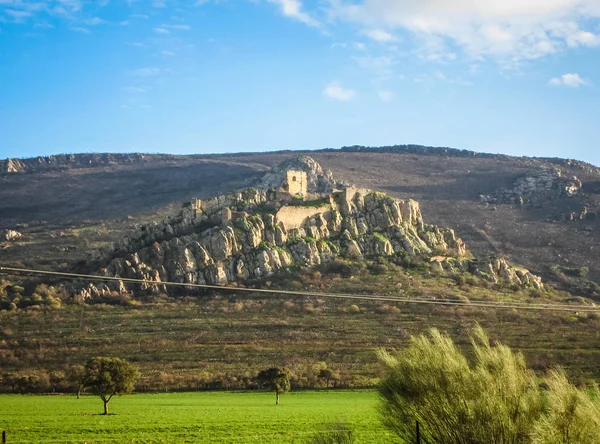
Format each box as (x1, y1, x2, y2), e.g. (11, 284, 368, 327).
(282, 170, 307, 195)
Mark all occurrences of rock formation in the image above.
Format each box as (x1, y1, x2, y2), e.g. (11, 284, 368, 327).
(0, 153, 158, 174)
(77, 157, 544, 300)
(255, 155, 341, 194)
(480, 167, 582, 207)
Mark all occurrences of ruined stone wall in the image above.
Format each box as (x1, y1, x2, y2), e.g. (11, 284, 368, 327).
(275, 205, 330, 230)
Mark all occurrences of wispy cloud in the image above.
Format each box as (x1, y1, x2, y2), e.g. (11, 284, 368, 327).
(5, 9, 34, 19)
(323, 81, 356, 101)
(84, 17, 106, 26)
(34, 22, 55, 29)
(267, 0, 320, 27)
(362, 29, 397, 43)
(127, 67, 161, 77)
(329, 0, 600, 65)
(377, 90, 394, 101)
(164, 24, 190, 30)
(122, 86, 149, 93)
(548, 73, 590, 88)
(70, 26, 90, 34)
(153, 27, 170, 34)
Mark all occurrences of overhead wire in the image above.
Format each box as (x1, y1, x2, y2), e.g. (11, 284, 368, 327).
(1, 266, 597, 313)
(0, 266, 600, 312)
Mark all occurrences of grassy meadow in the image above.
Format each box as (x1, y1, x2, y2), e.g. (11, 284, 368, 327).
(0, 390, 393, 443)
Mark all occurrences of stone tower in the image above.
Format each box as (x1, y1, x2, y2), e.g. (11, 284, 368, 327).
(283, 170, 307, 195)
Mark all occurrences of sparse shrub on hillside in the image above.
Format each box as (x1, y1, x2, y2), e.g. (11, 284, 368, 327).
(348, 304, 360, 314)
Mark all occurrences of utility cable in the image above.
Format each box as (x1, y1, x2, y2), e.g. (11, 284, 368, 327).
(0, 266, 597, 313)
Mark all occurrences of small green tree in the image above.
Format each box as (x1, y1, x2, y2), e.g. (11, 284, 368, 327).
(257, 367, 290, 405)
(82, 357, 140, 415)
(318, 368, 336, 388)
(66, 364, 85, 398)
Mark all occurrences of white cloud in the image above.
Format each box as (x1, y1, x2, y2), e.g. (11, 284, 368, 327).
(5, 9, 33, 18)
(548, 73, 590, 88)
(164, 24, 190, 30)
(153, 27, 170, 34)
(323, 81, 356, 101)
(377, 90, 394, 101)
(122, 86, 148, 93)
(267, 0, 320, 27)
(127, 67, 160, 77)
(362, 29, 397, 42)
(69, 26, 90, 33)
(84, 17, 105, 26)
(329, 0, 600, 63)
(158, 50, 175, 56)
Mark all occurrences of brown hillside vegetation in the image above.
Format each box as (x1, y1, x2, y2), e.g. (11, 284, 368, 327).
(1, 146, 598, 289)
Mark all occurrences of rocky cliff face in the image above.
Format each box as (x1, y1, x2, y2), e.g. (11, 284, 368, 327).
(77, 157, 544, 300)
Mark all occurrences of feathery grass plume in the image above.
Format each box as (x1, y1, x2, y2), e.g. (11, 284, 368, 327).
(532, 369, 600, 444)
(378, 324, 543, 443)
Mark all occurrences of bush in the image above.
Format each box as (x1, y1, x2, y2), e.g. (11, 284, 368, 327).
(378, 325, 600, 443)
(531, 370, 600, 444)
(348, 304, 360, 314)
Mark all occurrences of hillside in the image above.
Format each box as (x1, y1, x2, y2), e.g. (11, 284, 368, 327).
(1, 146, 599, 291)
(2, 148, 600, 392)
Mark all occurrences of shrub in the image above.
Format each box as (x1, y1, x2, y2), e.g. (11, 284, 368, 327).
(378, 326, 600, 444)
(348, 304, 360, 314)
(531, 370, 600, 444)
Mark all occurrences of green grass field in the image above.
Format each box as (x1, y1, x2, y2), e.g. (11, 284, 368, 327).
(0, 390, 394, 443)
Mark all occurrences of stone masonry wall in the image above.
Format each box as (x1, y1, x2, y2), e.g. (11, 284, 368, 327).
(275, 205, 330, 230)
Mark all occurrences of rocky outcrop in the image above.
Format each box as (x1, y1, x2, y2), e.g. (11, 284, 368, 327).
(79, 185, 469, 299)
(0, 153, 166, 174)
(77, 158, 545, 300)
(1, 230, 22, 241)
(430, 257, 544, 290)
(480, 167, 582, 206)
(256, 155, 340, 193)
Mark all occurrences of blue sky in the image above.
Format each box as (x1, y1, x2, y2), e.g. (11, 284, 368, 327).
(1, 0, 600, 166)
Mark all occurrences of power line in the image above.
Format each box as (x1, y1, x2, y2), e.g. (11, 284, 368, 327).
(0, 266, 597, 313)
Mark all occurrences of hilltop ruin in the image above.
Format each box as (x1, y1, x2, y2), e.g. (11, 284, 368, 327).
(78, 156, 543, 300)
